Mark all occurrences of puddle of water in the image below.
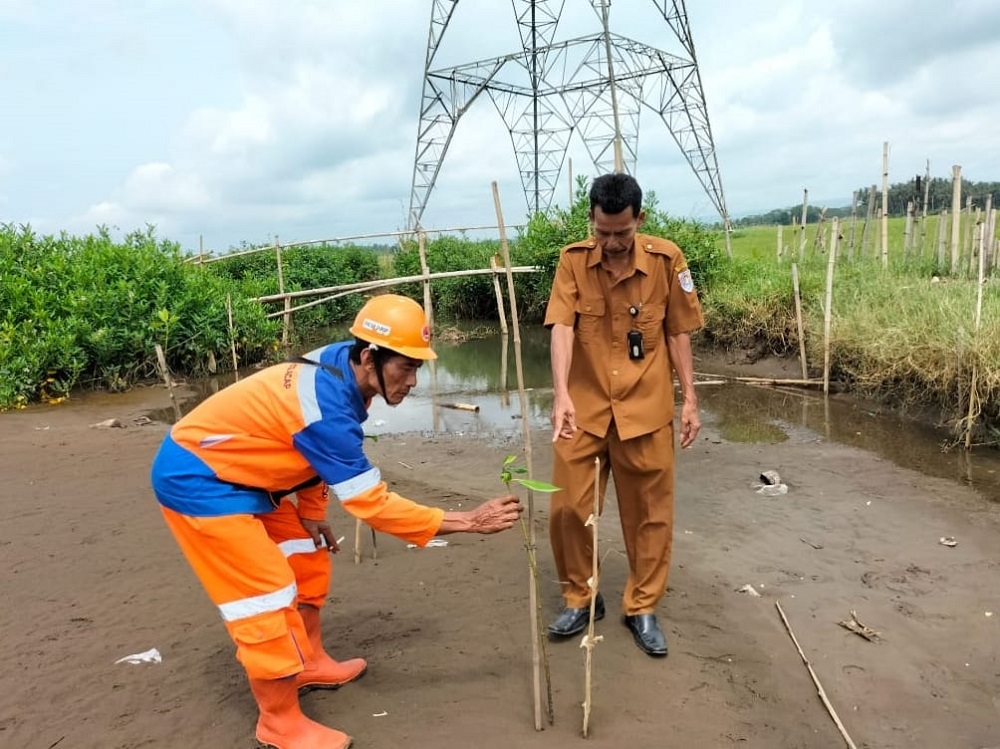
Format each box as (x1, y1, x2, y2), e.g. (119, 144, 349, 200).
(150, 324, 1000, 503)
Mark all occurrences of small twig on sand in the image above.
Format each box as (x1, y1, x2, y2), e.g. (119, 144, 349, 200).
(775, 601, 858, 749)
(838, 610, 880, 642)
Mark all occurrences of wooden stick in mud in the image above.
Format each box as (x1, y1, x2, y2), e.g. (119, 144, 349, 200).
(440, 402, 480, 412)
(776, 225, 783, 263)
(847, 191, 858, 260)
(775, 601, 858, 749)
(937, 208, 949, 268)
(860, 184, 875, 259)
(354, 517, 362, 565)
(226, 293, 240, 381)
(492, 180, 552, 728)
(582, 456, 603, 738)
(154, 344, 183, 422)
(823, 218, 839, 395)
(791, 263, 808, 380)
(965, 221, 987, 450)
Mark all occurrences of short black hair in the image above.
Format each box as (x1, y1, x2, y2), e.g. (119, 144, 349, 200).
(348, 338, 411, 367)
(589, 173, 643, 217)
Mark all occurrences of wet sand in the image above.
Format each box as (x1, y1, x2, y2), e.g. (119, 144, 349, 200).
(1, 379, 998, 749)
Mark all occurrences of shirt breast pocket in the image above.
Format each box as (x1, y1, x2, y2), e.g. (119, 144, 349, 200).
(638, 303, 666, 351)
(574, 298, 606, 345)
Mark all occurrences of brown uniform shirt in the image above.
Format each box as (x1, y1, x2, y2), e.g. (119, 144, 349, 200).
(544, 233, 704, 441)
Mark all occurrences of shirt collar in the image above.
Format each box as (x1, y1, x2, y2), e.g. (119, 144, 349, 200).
(587, 235, 649, 276)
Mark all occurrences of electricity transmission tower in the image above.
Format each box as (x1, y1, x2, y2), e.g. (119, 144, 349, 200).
(408, 0, 733, 250)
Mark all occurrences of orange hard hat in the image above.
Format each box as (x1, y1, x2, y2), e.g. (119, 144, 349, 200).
(349, 294, 437, 360)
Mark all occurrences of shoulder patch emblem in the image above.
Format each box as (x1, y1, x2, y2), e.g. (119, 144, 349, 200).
(678, 268, 695, 293)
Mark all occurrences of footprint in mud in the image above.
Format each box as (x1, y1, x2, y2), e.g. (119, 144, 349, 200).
(860, 564, 938, 597)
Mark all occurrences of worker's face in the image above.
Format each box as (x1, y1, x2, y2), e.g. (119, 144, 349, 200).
(591, 205, 645, 257)
(378, 354, 422, 406)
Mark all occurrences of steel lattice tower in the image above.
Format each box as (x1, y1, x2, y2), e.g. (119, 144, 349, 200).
(408, 0, 732, 240)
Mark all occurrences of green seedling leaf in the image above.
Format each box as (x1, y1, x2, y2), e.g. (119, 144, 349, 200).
(512, 467, 528, 474)
(500, 470, 512, 485)
(503, 454, 518, 467)
(513, 478, 562, 493)
(364, 434, 379, 442)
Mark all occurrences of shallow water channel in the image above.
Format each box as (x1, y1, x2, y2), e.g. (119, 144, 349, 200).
(163, 325, 1000, 504)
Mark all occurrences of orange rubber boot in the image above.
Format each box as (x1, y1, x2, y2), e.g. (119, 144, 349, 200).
(249, 676, 351, 749)
(295, 605, 367, 692)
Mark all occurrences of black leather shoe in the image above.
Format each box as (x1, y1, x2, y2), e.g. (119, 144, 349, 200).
(547, 593, 605, 638)
(624, 613, 668, 657)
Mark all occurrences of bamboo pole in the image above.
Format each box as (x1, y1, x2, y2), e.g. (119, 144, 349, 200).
(962, 196, 974, 272)
(903, 201, 914, 258)
(799, 189, 809, 260)
(490, 256, 510, 337)
(275, 237, 292, 350)
(986, 205, 997, 273)
(950, 165, 962, 274)
(823, 218, 839, 395)
(599, 0, 624, 173)
(847, 191, 858, 260)
(257, 266, 536, 304)
(775, 601, 859, 749)
(154, 344, 183, 422)
(861, 184, 876, 259)
(492, 181, 552, 729)
(417, 231, 434, 330)
(968, 208, 982, 276)
(792, 263, 808, 380)
(937, 209, 949, 269)
(582, 456, 602, 738)
(187, 223, 526, 264)
(568, 157, 574, 207)
(965, 220, 986, 451)
(880, 142, 889, 268)
(225, 293, 240, 381)
(776, 225, 784, 263)
(813, 208, 827, 255)
(920, 159, 931, 255)
(199, 235, 205, 266)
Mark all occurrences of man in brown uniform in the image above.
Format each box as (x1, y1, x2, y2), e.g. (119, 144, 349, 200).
(543, 173, 703, 657)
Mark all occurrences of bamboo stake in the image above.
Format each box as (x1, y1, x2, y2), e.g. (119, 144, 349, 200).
(861, 184, 876, 259)
(792, 263, 808, 380)
(775, 601, 858, 749)
(599, 0, 624, 173)
(986, 206, 997, 273)
(880, 142, 889, 269)
(154, 343, 183, 422)
(937, 209, 949, 269)
(490, 256, 510, 337)
(823, 218, 839, 395)
(965, 221, 986, 450)
(582, 456, 602, 738)
(920, 159, 931, 256)
(962, 196, 974, 272)
(417, 231, 434, 330)
(847, 191, 858, 260)
(492, 181, 552, 729)
(225, 293, 240, 381)
(776, 225, 784, 263)
(354, 517, 362, 565)
(950, 165, 962, 274)
(799, 189, 809, 260)
(812, 208, 827, 255)
(568, 157, 574, 207)
(903, 201, 914, 257)
(199, 235, 205, 266)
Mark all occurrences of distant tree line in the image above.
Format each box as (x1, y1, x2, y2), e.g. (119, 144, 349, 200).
(734, 177, 1000, 227)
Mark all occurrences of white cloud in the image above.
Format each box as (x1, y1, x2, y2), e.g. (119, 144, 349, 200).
(4, 0, 1000, 245)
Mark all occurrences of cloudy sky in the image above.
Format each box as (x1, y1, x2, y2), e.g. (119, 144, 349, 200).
(2, 0, 998, 253)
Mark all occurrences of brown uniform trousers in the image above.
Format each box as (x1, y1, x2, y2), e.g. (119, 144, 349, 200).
(544, 233, 703, 616)
(551, 420, 674, 614)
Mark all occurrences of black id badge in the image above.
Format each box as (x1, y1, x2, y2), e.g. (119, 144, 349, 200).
(627, 329, 645, 360)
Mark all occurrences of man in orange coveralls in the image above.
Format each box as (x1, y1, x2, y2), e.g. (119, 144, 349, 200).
(151, 294, 521, 749)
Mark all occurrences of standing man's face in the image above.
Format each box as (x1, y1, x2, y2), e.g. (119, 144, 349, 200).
(591, 206, 646, 257)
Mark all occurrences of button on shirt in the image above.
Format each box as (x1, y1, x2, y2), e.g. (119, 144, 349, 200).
(543, 233, 704, 440)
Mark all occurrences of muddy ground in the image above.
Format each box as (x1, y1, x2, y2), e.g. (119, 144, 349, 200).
(1, 365, 998, 749)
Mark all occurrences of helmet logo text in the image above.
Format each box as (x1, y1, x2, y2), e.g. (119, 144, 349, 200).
(362, 318, 391, 336)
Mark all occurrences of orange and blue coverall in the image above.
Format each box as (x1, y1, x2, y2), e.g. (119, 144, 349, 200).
(150, 341, 444, 679)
